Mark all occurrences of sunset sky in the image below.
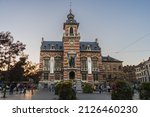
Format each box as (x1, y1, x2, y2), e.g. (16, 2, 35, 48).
(0, 0, 150, 65)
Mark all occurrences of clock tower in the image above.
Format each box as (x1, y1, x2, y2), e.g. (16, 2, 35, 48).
(63, 9, 81, 80)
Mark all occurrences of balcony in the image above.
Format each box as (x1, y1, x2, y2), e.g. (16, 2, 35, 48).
(92, 68, 99, 72)
(54, 68, 62, 71)
(63, 33, 80, 37)
(43, 67, 50, 71)
(81, 68, 88, 71)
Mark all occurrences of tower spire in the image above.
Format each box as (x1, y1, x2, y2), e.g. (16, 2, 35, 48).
(69, 0, 72, 12)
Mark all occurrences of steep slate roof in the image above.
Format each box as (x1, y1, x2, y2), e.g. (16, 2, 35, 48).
(80, 42, 101, 51)
(40, 41, 101, 51)
(41, 41, 63, 51)
(102, 56, 122, 62)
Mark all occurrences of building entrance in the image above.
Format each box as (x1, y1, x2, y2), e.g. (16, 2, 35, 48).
(69, 71, 75, 79)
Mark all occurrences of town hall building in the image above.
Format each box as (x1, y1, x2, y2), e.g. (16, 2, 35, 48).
(39, 10, 104, 86)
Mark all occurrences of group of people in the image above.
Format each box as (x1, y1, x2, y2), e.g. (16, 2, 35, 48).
(1, 83, 35, 95)
(94, 84, 111, 94)
(48, 84, 55, 92)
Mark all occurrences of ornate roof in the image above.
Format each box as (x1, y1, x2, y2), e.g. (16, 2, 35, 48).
(40, 41, 63, 51)
(40, 41, 101, 51)
(80, 42, 101, 51)
(63, 9, 79, 29)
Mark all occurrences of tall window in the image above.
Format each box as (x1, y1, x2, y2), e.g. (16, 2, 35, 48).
(82, 73, 87, 80)
(93, 74, 98, 81)
(70, 27, 73, 35)
(81, 57, 87, 71)
(43, 73, 48, 80)
(118, 65, 122, 71)
(55, 73, 60, 80)
(43, 59, 49, 71)
(55, 57, 62, 71)
(92, 57, 98, 71)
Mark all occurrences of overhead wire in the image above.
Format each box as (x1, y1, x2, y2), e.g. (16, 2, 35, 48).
(115, 32, 150, 53)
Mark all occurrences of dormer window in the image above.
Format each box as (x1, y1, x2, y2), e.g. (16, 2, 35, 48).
(44, 46, 46, 50)
(87, 45, 91, 51)
(48, 44, 50, 49)
(51, 44, 55, 50)
(56, 44, 58, 49)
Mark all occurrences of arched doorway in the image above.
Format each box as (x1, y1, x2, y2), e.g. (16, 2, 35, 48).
(69, 71, 75, 79)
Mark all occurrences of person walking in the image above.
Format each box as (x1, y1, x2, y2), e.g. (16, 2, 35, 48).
(23, 86, 27, 95)
(99, 85, 102, 94)
(107, 85, 111, 92)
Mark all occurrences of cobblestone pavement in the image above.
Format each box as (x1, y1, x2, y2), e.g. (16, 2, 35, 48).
(0, 89, 139, 100)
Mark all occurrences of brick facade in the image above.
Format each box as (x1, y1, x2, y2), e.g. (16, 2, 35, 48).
(39, 10, 103, 85)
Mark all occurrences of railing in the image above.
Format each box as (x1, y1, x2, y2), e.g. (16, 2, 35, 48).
(43, 67, 50, 71)
(54, 68, 62, 71)
(81, 68, 88, 71)
(63, 33, 80, 37)
(92, 68, 99, 72)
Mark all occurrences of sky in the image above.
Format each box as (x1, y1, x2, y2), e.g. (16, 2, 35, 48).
(0, 0, 150, 66)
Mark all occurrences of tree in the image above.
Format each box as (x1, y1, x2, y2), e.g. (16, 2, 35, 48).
(23, 61, 41, 83)
(0, 31, 26, 98)
(9, 56, 26, 83)
(123, 65, 137, 83)
(111, 80, 133, 100)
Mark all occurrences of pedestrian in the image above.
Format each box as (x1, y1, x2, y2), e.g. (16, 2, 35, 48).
(72, 84, 76, 92)
(23, 86, 27, 95)
(94, 85, 96, 91)
(51, 84, 55, 92)
(99, 85, 102, 94)
(16, 86, 19, 94)
(49, 84, 52, 92)
(31, 84, 34, 95)
(107, 85, 111, 92)
(19, 84, 23, 94)
(9, 84, 13, 95)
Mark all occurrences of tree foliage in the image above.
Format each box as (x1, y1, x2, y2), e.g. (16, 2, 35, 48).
(0, 31, 26, 71)
(111, 80, 133, 100)
(23, 61, 41, 83)
(83, 82, 93, 93)
(123, 65, 137, 83)
(58, 81, 76, 100)
(0, 31, 26, 98)
(139, 82, 150, 100)
(8, 57, 26, 83)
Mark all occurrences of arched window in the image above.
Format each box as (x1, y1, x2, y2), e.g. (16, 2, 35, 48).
(86, 45, 91, 50)
(70, 27, 73, 35)
(51, 44, 55, 50)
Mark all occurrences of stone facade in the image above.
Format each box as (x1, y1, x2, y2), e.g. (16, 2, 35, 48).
(102, 56, 123, 82)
